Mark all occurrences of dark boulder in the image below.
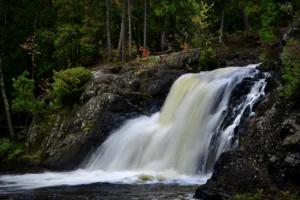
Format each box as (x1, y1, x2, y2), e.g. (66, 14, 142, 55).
(194, 150, 273, 199)
(217, 49, 261, 67)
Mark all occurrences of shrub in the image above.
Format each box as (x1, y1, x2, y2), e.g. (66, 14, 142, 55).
(198, 49, 218, 71)
(12, 71, 45, 115)
(281, 39, 300, 98)
(47, 67, 92, 107)
(0, 138, 24, 162)
(232, 189, 299, 200)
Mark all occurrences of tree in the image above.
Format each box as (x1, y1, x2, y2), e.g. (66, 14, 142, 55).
(143, 0, 147, 49)
(117, 0, 127, 61)
(128, 0, 132, 58)
(242, 3, 249, 31)
(21, 36, 40, 79)
(0, 55, 14, 138)
(212, 0, 227, 43)
(106, 0, 112, 60)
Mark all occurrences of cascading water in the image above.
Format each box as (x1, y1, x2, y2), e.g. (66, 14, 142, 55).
(0, 64, 267, 193)
(85, 64, 267, 175)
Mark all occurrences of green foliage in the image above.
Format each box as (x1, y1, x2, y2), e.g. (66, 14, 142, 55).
(258, 0, 278, 43)
(12, 71, 45, 115)
(198, 49, 218, 71)
(281, 39, 300, 98)
(47, 67, 92, 108)
(259, 45, 278, 67)
(246, 0, 279, 67)
(1, 0, 300, 131)
(278, 1, 294, 16)
(246, 0, 278, 43)
(259, 27, 276, 44)
(190, 1, 216, 49)
(232, 189, 299, 200)
(0, 138, 24, 162)
(22, 151, 41, 163)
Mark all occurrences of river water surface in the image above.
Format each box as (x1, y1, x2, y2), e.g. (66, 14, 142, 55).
(0, 181, 199, 200)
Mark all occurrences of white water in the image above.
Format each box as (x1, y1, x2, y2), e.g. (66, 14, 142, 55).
(0, 64, 267, 192)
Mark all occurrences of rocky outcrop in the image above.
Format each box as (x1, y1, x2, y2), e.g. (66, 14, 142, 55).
(195, 150, 273, 200)
(195, 74, 300, 198)
(217, 48, 261, 67)
(25, 50, 200, 169)
(194, 27, 300, 199)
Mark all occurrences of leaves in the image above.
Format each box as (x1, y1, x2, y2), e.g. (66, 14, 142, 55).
(47, 67, 92, 108)
(12, 71, 45, 115)
(282, 39, 300, 98)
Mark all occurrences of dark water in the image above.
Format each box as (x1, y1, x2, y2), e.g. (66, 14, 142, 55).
(0, 183, 197, 200)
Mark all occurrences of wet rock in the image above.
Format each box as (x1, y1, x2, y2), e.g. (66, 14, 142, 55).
(194, 186, 231, 200)
(194, 150, 273, 199)
(164, 50, 200, 69)
(282, 132, 300, 148)
(217, 50, 261, 67)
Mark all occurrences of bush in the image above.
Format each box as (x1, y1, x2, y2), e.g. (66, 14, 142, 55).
(232, 189, 299, 200)
(0, 138, 24, 162)
(281, 39, 300, 98)
(47, 67, 92, 107)
(198, 50, 218, 71)
(12, 71, 45, 115)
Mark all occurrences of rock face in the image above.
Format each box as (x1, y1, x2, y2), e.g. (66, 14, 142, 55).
(217, 48, 261, 67)
(26, 50, 200, 169)
(195, 150, 273, 200)
(195, 74, 300, 198)
(243, 84, 300, 189)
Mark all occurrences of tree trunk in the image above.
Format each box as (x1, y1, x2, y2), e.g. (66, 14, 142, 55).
(0, 56, 14, 139)
(69, 47, 73, 68)
(161, 15, 169, 51)
(31, 11, 39, 79)
(219, 7, 225, 43)
(117, 19, 124, 59)
(78, 43, 81, 64)
(128, 0, 132, 58)
(117, 0, 127, 60)
(243, 5, 249, 32)
(74, 44, 77, 66)
(136, 22, 141, 51)
(122, 0, 127, 61)
(143, 0, 147, 48)
(106, 0, 112, 60)
(31, 52, 36, 79)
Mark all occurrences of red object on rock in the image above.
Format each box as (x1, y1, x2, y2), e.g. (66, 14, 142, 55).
(183, 42, 188, 50)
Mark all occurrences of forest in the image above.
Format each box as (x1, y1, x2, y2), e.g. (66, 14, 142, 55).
(0, 0, 297, 133)
(0, 0, 300, 199)
(0, 0, 300, 189)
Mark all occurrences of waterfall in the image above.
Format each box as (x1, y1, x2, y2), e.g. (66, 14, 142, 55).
(0, 64, 267, 192)
(85, 65, 267, 175)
